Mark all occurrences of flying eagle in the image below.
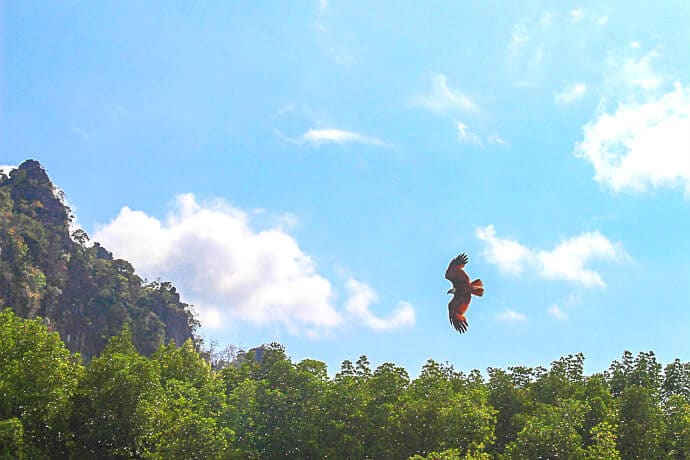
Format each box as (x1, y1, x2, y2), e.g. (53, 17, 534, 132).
(445, 253, 484, 333)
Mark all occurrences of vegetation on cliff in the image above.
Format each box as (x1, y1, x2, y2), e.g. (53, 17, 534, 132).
(0, 160, 197, 359)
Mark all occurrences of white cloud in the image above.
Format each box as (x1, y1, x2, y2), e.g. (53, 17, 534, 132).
(412, 73, 478, 113)
(547, 304, 568, 320)
(497, 309, 527, 322)
(302, 128, 387, 147)
(475, 225, 533, 275)
(457, 122, 483, 146)
(555, 83, 587, 104)
(476, 225, 627, 287)
(93, 194, 413, 336)
(575, 83, 690, 194)
(344, 278, 415, 331)
(94, 194, 340, 335)
(598, 16, 609, 25)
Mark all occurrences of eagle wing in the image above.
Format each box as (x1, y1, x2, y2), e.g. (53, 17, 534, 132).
(445, 253, 471, 291)
(448, 292, 471, 333)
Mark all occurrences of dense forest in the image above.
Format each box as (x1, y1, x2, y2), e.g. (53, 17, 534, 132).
(0, 160, 196, 359)
(2, 309, 690, 459)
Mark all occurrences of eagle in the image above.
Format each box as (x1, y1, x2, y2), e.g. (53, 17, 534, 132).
(445, 253, 484, 333)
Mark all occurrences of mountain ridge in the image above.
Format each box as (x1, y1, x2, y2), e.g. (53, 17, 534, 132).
(0, 159, 197, 359)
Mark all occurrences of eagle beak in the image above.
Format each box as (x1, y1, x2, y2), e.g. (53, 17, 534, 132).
(447, 288, 455, 294)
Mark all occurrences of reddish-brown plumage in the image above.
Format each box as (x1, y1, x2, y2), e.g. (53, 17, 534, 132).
(445, 253, 484, 333)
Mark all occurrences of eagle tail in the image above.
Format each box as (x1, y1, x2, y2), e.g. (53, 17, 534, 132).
(471, 279, 484, 297)
(450, 313, 468, 333)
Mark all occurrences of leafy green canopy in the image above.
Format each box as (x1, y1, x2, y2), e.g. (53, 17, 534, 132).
(4, 309, 690, 459)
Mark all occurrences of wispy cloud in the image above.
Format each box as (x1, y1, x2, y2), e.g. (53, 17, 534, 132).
(302, 128, 388, 147)
(509, 24, 529, 52)
(457, 122, 483, 146)
(345, 278, 415, 331)
(605, 49, 665, 93)
(411, 73, 478, 113)
(488, 135, 508, 146)
(570, 8, 584, 23)
(71, 127, 91, 141)
(497, 309, 527, 322)
(575, 82, 690, 194)
(110, 105, 129, 122)
(547, 294, 580, 320)
(476, 225, 627, 287)
(547, 305, 568, 320)
(555, 83, 587, 105)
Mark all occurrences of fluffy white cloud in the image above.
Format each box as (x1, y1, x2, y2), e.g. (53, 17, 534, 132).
(412, 73, 477, 113)
(575, 83, 690, 193)
(555, 83, 587, 104)
(93, 194, 413, 335)
(476, 225, 626, 287)
(497, 309, 527, 322)
(302, 128, 387, 146)
(344, 278, 415, 331)
(94, 194, 340, 334)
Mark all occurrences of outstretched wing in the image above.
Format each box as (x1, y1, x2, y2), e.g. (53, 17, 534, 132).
(448, 293, 471, 333)
(445, 253, 470, 290)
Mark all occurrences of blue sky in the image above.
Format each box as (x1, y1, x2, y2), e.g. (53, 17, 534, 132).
(3, 1, 690, 375)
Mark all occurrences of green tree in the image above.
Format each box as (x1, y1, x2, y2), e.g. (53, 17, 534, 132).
(138, 340, 233, 459)
(318, 359, 370, 458)
(365, 362, 409, 459)
(486, 367, 532, 453)
(0, 418, 25, 459)
(504, 399, 586, 460)
(400, 361, 495, 458)
(0, 309, 81, 457)
(661, 394, 690, 459)
(531, 353, 586, 405)
(582, 373, 616, 446)
(584, 422, 621, 460)
(617, 385, 664, 460)
(70, 324, 162, 458)
(663, 359, 690, 401)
